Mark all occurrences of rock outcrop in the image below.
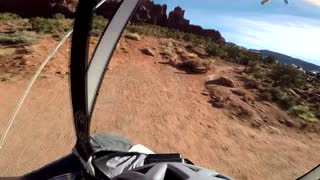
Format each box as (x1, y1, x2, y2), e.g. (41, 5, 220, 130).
(132, 2, 225, 45)
(167, 7, 189, 29)
(132, 0, 168, 26)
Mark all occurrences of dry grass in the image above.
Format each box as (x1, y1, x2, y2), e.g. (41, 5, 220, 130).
(0, 48, 16, 56)
(124, 32, 141, 41)
(0, 74, 15, 83)
(0, 31, 39, 47)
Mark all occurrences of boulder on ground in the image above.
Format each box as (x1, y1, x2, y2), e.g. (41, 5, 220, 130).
(232, 89, 246, 96)
(180, 60, 207, 74)
(185, 44, 208, 57)
(175, 47, 184, 54)
(141, 48, 155, 56)
(214, 77, 235, 88)
(179, 52, 197, 60)
(211, 101, 224, 108)
(168, 59, 178, 66)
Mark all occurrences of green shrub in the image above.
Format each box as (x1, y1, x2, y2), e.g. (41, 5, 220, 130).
(202, 59, 214, 70)
(0, 13, 31, 31)
(246, 60, 267, 79)
(2, 18, 32, 32)
(223, 43, 249, 61)
(126, 25, 156, 37)
(91, 15, 108, 37)
(126, 24, 211, 46)
(52, 33, 62, 40)
(253, 70, 266, 79)
(260, 91, 273, 101)
(290, 105, 319, 122)
(262, 86, 297, 109)
(182, 33, 211, 46)
(206, 43, 226, 57)
(221, 43, 263, 65)
(278, 96, 297, 109)
(245, 79, 259, 89)
(0, 31, 39, 47)
(311, 106, 320, 119)
(270, 64, 307, 88)
(247, 60, 260, 72)
(268, 86, 286, 101)
(239, 51, 262, 65)
(30, 17, 69, 34)
(223, 42, 240, 59)
(52, 13, 65, 20)
(265, 55, 277, 64)
(0, 13, 20, 22)
(182, 33, 194, 41)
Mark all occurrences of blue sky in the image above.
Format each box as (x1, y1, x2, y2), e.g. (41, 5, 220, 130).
(154, 0, 320, 65)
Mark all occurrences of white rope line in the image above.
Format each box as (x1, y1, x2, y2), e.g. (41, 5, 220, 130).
(0, 0, 107, 152)
(0, 30, 73, 151)
(94, 0, 107, 10)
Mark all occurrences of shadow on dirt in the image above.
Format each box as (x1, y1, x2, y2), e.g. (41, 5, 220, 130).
(158, 61, 207, 75)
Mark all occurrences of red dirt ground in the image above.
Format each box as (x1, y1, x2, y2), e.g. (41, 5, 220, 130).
(0, 36, 319, 180)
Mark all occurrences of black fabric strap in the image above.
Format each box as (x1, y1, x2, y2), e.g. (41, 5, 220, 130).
(144, 154, 185, 164)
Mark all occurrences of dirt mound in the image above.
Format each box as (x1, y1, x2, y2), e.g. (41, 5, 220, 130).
(178, 60, 208, 74)
(207, 76, 236, 88)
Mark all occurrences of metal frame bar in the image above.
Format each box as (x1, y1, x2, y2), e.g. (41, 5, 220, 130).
(70, 0, 141, 161)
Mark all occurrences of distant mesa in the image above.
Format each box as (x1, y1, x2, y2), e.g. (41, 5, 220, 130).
(0, 0, 225, 45)
(252, 49, 320, 72)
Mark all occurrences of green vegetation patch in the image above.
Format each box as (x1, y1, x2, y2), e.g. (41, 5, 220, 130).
(91, 15, 109, 37)
(52, 13, 65, 20)
(270, 64, 307, 89)
(126, 24, 212, 46)
(0, 13, 31, 32)
(206, 43, 226, 57)
(30, 17, 70, 34)
(290, 105, 319, 122)
(0, 31, 39, 47)
(0, 13, 20, 22)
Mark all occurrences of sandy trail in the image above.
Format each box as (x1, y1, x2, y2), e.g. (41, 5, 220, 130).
(0, 36, 319, 180)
